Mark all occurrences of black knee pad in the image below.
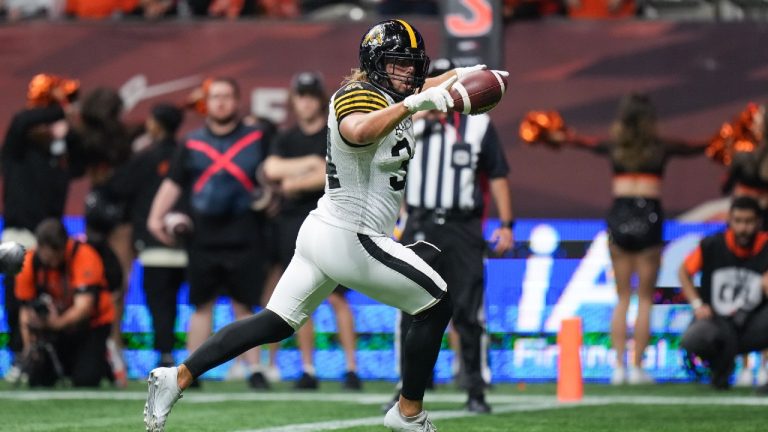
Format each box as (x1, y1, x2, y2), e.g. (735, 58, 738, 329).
(405, 240, 441, 267)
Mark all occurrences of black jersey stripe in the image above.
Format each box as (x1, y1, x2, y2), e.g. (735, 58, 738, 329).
(335, 99, 388, 115)
(357, 233, 445, 300)
(336, 96, 388, 111)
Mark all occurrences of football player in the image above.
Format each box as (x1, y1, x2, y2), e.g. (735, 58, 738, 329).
(144, 19, 507, 432)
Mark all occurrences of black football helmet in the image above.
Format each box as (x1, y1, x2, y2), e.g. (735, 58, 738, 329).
(359, 19, 430, 102)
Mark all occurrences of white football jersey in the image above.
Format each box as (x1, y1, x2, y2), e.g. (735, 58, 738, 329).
(312, 81, 414, 236)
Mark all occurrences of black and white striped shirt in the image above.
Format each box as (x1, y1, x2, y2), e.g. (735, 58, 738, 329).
(405, 112, 508, 212)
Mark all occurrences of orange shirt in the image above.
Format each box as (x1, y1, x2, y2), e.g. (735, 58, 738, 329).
(568, 0, 636, 18)
(15, 239, 114, 328)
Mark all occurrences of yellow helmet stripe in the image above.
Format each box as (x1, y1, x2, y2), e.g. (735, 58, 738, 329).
(396, 19, 417, 49)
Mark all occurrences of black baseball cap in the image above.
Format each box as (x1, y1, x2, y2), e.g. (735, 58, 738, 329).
(291, 71, 326, 98)
(151, 103, 184, 135)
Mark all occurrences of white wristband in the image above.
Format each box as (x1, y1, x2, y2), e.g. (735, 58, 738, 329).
(690, 298, 704, 310)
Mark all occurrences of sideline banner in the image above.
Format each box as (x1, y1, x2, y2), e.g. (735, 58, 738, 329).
(0, 217, 726, 382)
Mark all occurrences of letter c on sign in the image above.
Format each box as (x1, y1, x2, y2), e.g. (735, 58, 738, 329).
(445, 0, 493, 38)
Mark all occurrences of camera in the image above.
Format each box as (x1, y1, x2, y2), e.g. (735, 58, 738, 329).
(29, 294, 52, 319)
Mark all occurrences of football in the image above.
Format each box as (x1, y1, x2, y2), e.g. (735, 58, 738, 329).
(449, 69, 508, 115)
(163, 212, 193, 237)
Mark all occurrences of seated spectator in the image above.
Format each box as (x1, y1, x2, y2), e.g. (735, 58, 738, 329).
(503, 0, 565, 20)
(377, 0, 438, 15)
(566, 0, 635, 18)
(66, 0, 139, 19)
(139, 0, 177, 19)
(4, 0, 65, 21)
(188, 0, 248, 17)
(14, 219, 115, 387)
(187, 0, 296, 18)
(679, 197, 768, 390)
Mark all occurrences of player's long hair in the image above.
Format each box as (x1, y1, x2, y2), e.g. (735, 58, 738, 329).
(341, 69, 369, 86)
(79, 87, 131, 169)
(610, 93, 663, 172)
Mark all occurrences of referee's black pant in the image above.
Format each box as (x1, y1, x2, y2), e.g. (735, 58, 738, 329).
(399, 212, 487, 397)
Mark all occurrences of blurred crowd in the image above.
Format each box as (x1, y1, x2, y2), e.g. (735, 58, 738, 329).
(3, 64, 430, 393)
(0, 0, 644, 23)
(2, 0, 767, 23)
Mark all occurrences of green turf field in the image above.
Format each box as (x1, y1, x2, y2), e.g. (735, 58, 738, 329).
(0, 380, 765, 431)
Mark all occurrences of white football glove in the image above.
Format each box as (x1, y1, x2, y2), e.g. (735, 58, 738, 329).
(455, 64, 510, 79)
(0, 241, 26, 275)
(403, 76, 457, 113)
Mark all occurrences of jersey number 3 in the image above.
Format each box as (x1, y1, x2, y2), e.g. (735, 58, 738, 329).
(389, 138, 412, 191)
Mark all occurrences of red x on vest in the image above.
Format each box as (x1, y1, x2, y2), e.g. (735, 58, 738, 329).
(186, 130, 263, 193)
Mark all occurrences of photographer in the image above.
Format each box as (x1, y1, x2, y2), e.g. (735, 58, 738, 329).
(2, 73, 85, 381)
(679, 197, 768, 390)
(14, 219, 115, 387)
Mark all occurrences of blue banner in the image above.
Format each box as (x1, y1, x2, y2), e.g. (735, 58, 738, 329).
(1, 218, 741, 383)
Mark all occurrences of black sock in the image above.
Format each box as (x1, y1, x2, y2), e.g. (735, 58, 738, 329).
(400, 294, 452, 401)
(183, 309, 294, 378)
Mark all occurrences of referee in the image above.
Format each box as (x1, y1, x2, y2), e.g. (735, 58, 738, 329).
(393, 59, 515, 413)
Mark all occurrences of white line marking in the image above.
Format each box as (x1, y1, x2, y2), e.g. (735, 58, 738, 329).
(11, 415, 140, 432)
(2, 391, 768, 406)
(236, 401, 567, 432)
(4, 390, 768, 432)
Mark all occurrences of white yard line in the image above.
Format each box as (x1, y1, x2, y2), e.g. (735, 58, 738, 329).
(1, 391, 768, 407)
(3, 390, 768, 432)
(235, 401, 569, 432)
(235, 395, 768, 432)
(4, 415, 140, 432)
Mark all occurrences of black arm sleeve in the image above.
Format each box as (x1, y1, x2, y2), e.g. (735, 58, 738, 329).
(73, 285, 101, 296)
(65, 131, 87, 179)
(665, 138, 707, 158)
(2, 106, 66, 159)
(271, 131, 289, 158)
(109, 152, 150, 200)
(587, 140, 611, 155)
(259, 121, 277, 157)
(166, 142, 189, 185)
